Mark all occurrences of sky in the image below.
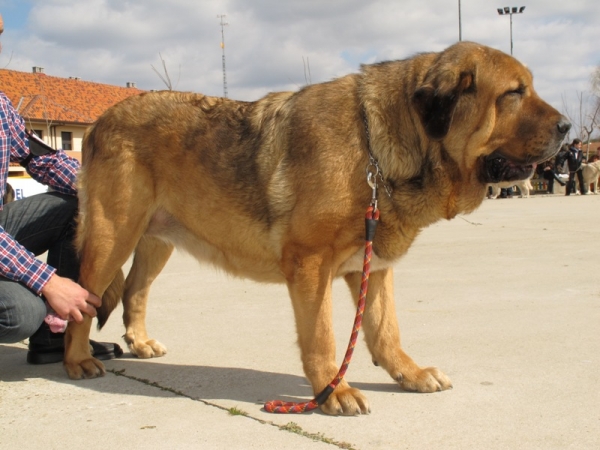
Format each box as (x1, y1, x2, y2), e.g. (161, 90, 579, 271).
(1, 0, 599, 138)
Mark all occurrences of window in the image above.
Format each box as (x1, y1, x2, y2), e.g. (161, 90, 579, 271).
(61, 131, 72, 150)
(33, 129, 44, 139)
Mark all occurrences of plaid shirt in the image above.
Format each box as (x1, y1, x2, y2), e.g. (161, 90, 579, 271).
(0, 92, 80, 293)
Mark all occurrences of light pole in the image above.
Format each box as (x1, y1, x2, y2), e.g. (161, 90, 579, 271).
(458, 0, 462, 41)
(217, 14, 228, 98)
(496, 6, 525, 56)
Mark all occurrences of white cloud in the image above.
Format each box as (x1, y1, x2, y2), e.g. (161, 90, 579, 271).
(1, 0, 599, 127)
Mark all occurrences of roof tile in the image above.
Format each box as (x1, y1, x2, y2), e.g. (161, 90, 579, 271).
(0, 69, 145, 125)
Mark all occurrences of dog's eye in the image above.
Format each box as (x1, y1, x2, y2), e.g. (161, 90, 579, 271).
(504, 86, 526, 97)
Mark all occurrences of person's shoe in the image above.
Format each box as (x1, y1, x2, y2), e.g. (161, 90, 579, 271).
(27, 322, 123, 365)
(27, 340, 123, 365)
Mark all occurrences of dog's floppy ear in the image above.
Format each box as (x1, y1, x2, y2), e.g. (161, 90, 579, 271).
(412, 68, 474, 140)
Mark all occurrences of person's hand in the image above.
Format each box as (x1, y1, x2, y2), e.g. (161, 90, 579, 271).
(40, 274, 101, 323)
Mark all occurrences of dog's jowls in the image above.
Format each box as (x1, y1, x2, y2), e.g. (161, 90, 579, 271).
(65, 41, 570, 415)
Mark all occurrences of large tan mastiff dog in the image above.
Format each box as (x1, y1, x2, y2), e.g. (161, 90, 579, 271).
(65, 42, 570, 415)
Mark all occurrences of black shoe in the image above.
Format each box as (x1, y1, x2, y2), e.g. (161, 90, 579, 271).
(27, 322, 123, 365)
(27, 340, 123, 365)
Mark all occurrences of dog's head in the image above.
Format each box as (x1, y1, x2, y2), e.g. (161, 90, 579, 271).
(412, 41, 570, 184)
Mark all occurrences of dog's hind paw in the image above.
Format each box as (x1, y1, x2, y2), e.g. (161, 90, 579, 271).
(129, 339, 167, 359)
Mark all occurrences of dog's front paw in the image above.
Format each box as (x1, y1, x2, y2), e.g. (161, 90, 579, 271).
(128, 339, 167, 359)
(397, 366, 452, 393)
(64, 357, 106, 380)
(319, 386, 370, 416)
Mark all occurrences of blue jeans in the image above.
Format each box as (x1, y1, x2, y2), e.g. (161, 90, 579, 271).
(0, 192, 78, 343)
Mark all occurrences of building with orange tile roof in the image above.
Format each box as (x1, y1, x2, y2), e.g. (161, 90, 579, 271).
(0, 66, 144, 154)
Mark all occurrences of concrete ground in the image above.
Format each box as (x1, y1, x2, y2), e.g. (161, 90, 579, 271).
(1, 193, 599, 449)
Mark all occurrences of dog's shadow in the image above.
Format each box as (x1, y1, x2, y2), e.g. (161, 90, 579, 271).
(0, 345, 400, 405)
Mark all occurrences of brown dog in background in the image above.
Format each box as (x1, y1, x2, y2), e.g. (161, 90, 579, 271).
(65, 42, 570, 415)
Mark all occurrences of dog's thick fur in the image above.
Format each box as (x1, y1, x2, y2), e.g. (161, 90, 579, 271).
(488, 177, 533, 199)
(65, 42, 570, 415)
(581, 161, 600, 194)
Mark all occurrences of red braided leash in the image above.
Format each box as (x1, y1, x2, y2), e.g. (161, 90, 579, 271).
(264, 205, 380, 413)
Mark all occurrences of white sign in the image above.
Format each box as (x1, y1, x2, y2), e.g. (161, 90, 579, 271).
(8, 177, 49, 200)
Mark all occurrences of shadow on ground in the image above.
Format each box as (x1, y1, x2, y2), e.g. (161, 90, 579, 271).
(0, 345, 402, 407)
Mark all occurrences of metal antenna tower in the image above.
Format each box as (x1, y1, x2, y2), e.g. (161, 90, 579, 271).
(217, 14, 228, 98)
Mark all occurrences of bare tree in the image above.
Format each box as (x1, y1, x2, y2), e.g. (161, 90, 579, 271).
(582, 102, 600, 158)
(151, 53, 180, 91)
(591, 66, 600, 95)
(561, 90, 600, 158)
(2, 50, 13, 69)
(585, 64, 600, 157)
(302, 56, 312, 85)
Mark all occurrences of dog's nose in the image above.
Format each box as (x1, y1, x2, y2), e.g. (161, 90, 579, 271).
(557, 117, 571, 135)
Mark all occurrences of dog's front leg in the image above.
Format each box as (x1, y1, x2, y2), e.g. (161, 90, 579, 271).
(344, 268, 452, 392)
(283, 247, 369, 416)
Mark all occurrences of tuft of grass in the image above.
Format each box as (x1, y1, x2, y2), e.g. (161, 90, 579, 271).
(281, 422, 357, 449)
(227, 406, 248, 416)
(281, 421, 303, 433)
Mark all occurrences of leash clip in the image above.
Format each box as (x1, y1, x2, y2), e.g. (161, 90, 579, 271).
(366, 153, 392, 201)
(366, 164, 378, 211)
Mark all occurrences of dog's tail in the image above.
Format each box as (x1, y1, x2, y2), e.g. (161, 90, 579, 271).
(81, 122, 97, 165)
(96, 269, 125, 330)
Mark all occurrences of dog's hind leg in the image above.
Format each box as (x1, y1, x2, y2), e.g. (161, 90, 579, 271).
(344, 268, 453, 393)
(64, 223, 149, 379)
(64, 213, 153, 379)
(64, 166, 156, 379)
(122, 236, 174, 358)
(488, 185, 499, 199)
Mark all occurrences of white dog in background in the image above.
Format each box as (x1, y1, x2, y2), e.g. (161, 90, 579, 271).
(488, 178, 533, 199)
(581, 161, 600, 194)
